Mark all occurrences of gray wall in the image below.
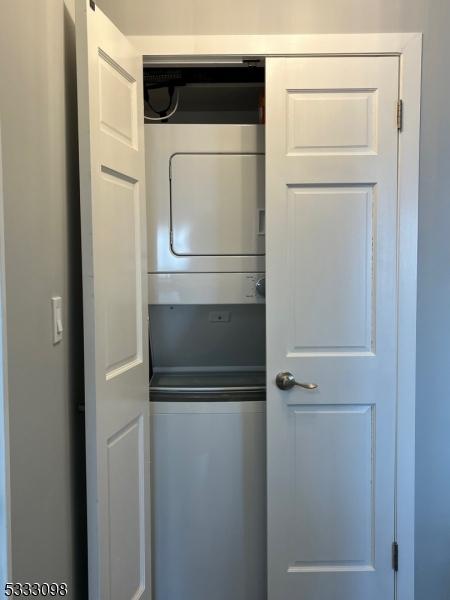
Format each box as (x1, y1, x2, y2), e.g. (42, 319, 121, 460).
(96, 0, 450, 598)
(0, 1, 85, 596)
(0, 119, 9, 585)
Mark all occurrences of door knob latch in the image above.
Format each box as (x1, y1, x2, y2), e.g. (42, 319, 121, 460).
(275, 371, 318, 391)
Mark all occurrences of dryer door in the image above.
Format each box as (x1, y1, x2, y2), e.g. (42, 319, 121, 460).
(171, 153, 265, 256)
(146, 124, 266, 273)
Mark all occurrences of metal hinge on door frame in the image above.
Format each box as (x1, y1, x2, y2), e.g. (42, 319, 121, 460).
(397, 99, 403, 131)
(392, 541, 399, 571)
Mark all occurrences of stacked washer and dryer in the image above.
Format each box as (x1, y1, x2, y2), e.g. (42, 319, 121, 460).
(146, 123, 267, 600)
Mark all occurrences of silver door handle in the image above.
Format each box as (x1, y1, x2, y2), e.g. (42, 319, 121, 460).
(275, 371, 318, 391)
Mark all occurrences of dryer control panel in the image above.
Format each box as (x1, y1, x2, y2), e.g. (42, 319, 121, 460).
(148, 272, 265, 305)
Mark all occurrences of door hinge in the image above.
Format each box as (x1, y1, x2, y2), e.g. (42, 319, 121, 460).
(392, 541, 399, 571)
(89, 0, 96, 11)
(397, 99, 403, 131)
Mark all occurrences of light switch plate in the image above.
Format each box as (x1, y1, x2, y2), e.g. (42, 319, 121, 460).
(51, 296, 63, 344)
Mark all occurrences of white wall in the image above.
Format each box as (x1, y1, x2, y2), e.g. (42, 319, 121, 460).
(95, 0, 428, 36)
(0, 1, 85, 596)
(96, 1, 450, 598)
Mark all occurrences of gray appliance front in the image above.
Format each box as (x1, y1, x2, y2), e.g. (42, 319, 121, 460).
(149, 304, 266, 369)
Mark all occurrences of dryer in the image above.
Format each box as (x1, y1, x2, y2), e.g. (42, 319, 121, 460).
(145, 124, 265, 305)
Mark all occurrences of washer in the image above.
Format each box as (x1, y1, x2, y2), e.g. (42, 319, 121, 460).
(150, 371, 267, 600)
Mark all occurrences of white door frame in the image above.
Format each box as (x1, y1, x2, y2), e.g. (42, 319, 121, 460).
(130, 32, 422, 600)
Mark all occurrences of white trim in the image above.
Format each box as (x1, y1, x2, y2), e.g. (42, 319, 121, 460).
(0, 120, 12, 586)
(129, 33, 420, 61)
(131, 32, 422, 599)
(395, 33, 421, 600)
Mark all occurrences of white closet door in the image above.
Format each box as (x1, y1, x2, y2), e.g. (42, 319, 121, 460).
(75, 1, 150, 598)
(266, 56, 399, 600)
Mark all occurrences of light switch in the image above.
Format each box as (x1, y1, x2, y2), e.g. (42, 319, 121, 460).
(51, 296, 63, 344)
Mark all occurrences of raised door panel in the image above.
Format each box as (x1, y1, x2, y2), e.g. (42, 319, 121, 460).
(287, 90, 377, 155)
(98, 169, 143, 377)
(287, 185, 374, 354)
(108, 416, 146, 600)
(98, 49, 138, 149)
(288, 405, 374, 571)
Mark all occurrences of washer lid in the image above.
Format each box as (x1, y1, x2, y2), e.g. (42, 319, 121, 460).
(150, 370, 266, 393)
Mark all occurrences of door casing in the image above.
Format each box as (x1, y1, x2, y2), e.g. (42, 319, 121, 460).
(132, 32, 421, 600)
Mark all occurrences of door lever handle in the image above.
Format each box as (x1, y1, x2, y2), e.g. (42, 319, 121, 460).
(275, 371, 318, 391)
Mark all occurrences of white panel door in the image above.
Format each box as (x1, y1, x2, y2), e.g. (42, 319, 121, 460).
(76, 1, 150, 598)
(266, 56, 399, 600)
